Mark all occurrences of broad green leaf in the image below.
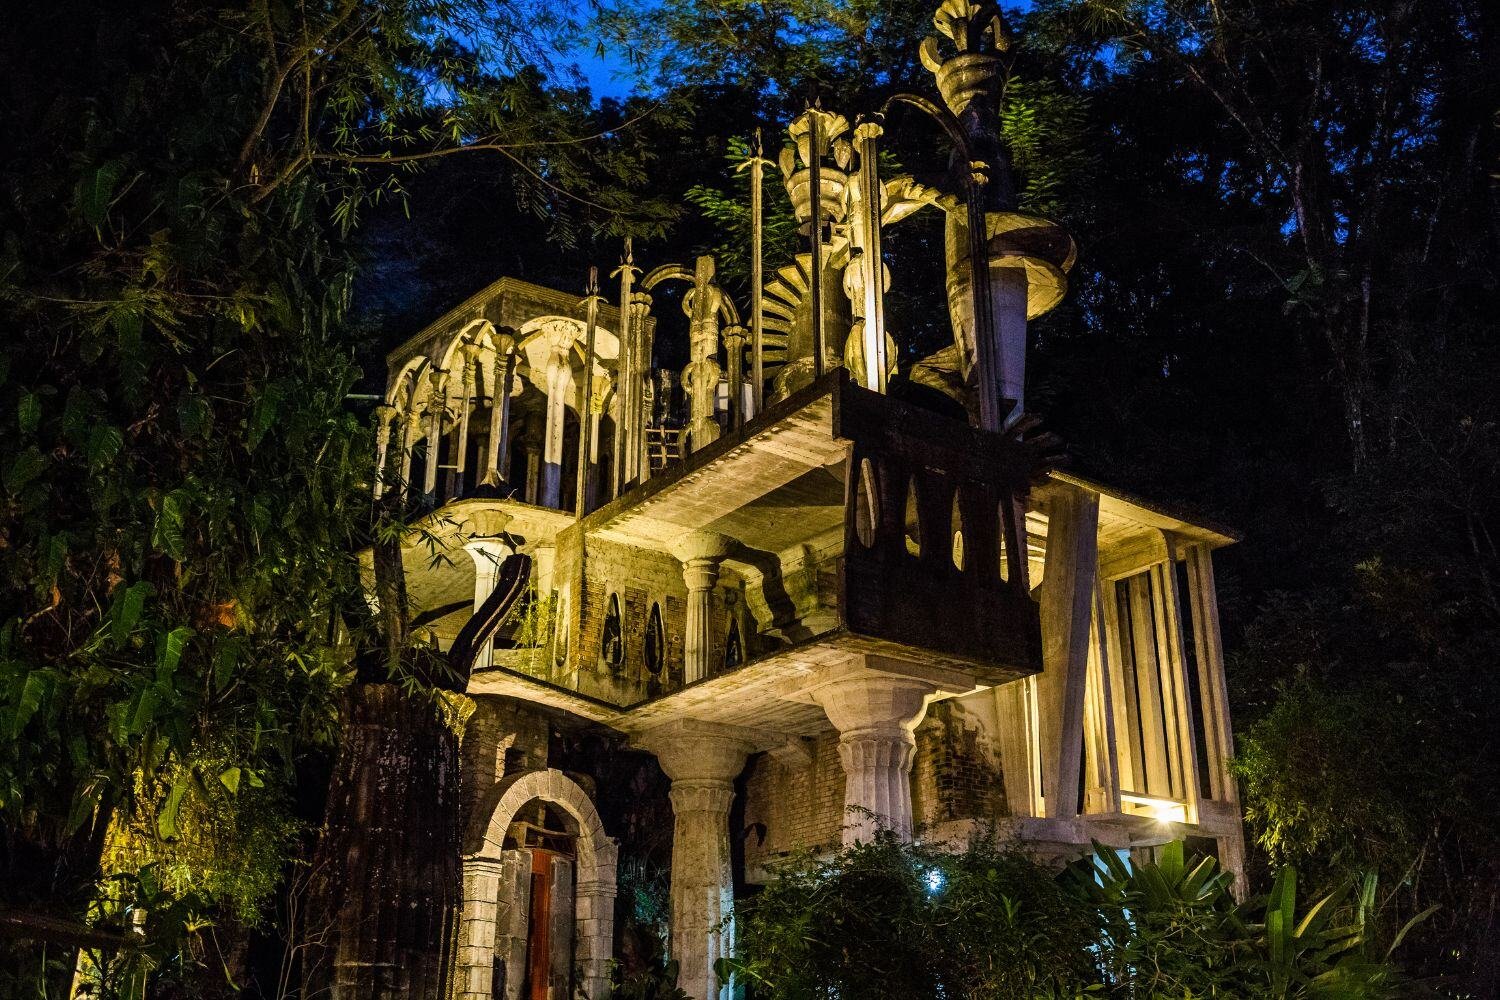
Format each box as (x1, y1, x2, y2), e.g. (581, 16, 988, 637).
(64, 779, 104, 835)
(218, 766, 241, 795)
(156, 626, 193, 684)
(154, 489, 190, 561)
(212, 638, 240, 691)
(177, 393, 213, 439)
(157, 779, 187, 840)
(248, 383, 283, 450)
(76, 160, 124, 228)
(128, 685, 159, 737)
(111, 580, 154, 646)
(4, 447, 47, 493)
(87, 424, 124, 470)
(12, 670, 48, 738)
(17, 392, 40, 434)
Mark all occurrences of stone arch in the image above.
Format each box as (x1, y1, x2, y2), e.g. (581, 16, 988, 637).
(457, 768, 617, 1000)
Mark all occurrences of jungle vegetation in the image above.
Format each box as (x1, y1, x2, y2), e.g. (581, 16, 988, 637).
(1, 0, 1497, 996)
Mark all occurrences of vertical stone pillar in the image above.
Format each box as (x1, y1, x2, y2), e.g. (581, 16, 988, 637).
(455, 342, 480, 493)
(721, 324, 747, 430)
(540, 349, 572, 509)
(683, 256, 724, 454)
(990, 264, 1029, 425)
(397, 408, 421, 501)
(575, 843, 619, 1000)
(484, 330, 518, 487)
(1037, 483, 1100, 818)
(638, 722, 755, 1000)
(422, 367, 449, 501)
(809, 671, 937, 843)
(625, 290, 653, 485)
(372, 404, 396, 500)
(455, 856, 506, 1000)
(670, 532, 735, 684)
(465, 535, 514, 670)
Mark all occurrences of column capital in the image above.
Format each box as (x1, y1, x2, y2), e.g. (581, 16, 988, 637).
(670, 530, 736, 566)
(668, 780, 736, 816)
(807, 672, 937, 735)
(635, 719, 756, 784)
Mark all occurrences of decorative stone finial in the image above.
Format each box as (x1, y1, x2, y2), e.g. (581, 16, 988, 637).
(780, 109, 853, 226)
(919, 0, 1008, 117)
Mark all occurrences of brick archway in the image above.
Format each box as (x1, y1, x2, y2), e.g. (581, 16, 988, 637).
(457, 768, 618, 1000)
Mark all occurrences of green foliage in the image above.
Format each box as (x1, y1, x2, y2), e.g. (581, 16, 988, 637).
(719, 834, 1099, 999)
(722, 837, 1419, 1000)
(0, 0, 674, 993)
(1073, 841, 1418, 999)
(684, 138, 802, 290)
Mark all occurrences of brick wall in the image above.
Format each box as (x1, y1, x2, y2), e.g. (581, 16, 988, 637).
(740, 733, 846, 877)
(912, 698, 1009, 828)
(461, 697, 551, 829)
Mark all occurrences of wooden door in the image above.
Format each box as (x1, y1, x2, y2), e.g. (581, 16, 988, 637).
(525, 850, 553, 1000)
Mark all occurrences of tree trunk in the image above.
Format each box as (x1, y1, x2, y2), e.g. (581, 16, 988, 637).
(303, 684, 465, 1000)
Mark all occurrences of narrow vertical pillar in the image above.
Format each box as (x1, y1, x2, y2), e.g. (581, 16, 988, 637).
(455, 342, 480, 494)
(637, 722, 754, 1000)
(852, 118, 888, 393)
(464, 536, 514, 671)
(721, 324, 747, 430)
(484, 331, 517, 487)
(540, 350, 571, 509)
(454, 856, 507, 1000)
(991, 264, 1028, 426)
(1037, 483, 1100, 818)
(422, 368, 448, 501)
(626, 291, 653, 485)
(671, 532, 735, 683)
(683, 256, 724, 454)
(398, 409, 421, 501)
(372, 404, 396, 500)
(808, 669, 937, 843)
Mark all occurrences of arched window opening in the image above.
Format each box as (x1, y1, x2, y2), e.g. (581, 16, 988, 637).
(904, 475, 921, 557)
(644, 602, 665, 675)
(854, 457, 879, 548)
(950, 490, 965, 571)
(724, 618, 743, 670)
(601, 593, 624, 671)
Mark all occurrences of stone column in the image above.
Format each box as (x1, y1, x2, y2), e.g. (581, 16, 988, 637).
(398, 408, 422, 501)
(1036, 483, 1100, 819)
(638, 722, 754, 1000)
(464, 533, 514, 670)
(422, 367, 448, 501)
(372, 404, 396, 500)
(990, 263, 1029, 425)
(809, 673, 937, 843)
(484, 330, 518, 488)
(540, 349, 572, 509)
(683, 256, 724, 454)
(454, 342, 480, 494)
(455, 856, 507, 1000)
(670, 532, 735, 684)
(625, 290, 653, 485)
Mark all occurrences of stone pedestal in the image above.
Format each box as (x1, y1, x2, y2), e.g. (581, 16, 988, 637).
(638, 722, 754, 1000)
(809, 674, 938, 843)
(670, 532, 735, 684)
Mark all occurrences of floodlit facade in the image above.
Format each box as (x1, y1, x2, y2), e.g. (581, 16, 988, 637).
(363, 4, 1246, 998)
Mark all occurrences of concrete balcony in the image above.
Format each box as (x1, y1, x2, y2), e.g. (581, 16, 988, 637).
(391, 372, 1042, 739)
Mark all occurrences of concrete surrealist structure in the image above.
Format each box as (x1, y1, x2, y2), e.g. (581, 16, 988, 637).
(361, 3, 1247, 997)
